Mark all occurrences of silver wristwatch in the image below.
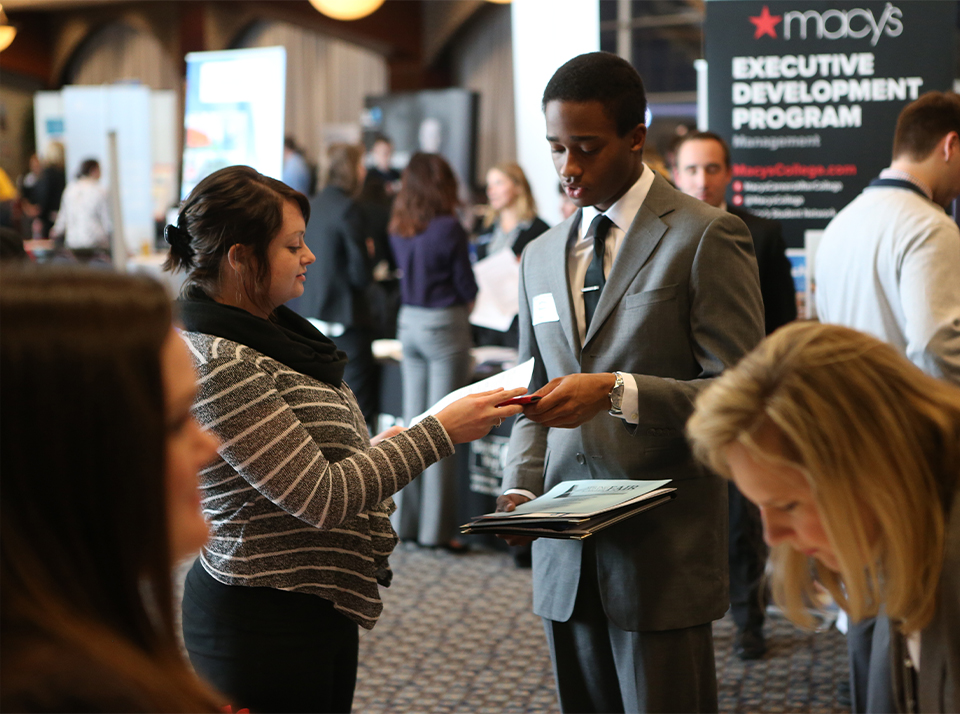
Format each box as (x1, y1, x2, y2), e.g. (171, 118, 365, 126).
(608, 371, 625, 416)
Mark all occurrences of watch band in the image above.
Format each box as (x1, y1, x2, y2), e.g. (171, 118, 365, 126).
(608, 371, 625, 416)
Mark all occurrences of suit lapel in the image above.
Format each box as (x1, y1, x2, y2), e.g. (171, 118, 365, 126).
(583, 173, 674, 348)
(542, 211, 581, 354)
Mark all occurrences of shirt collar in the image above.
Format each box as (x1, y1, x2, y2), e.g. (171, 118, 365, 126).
(579, 164, 655, 240)
(878, 168, 933, 201)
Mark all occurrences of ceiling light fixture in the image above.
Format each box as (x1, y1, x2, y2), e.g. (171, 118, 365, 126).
(308, 0, 385, 21)
(0, 5, 16, 53)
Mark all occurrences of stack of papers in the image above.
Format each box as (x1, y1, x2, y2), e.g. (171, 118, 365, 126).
(460, 479, 676, 540)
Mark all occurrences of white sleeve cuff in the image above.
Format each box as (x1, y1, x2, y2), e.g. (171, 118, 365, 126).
(503, 488, 537, 501)
(613, 372, 640, 424)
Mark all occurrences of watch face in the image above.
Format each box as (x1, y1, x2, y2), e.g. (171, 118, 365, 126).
(610, 374, 624, 412)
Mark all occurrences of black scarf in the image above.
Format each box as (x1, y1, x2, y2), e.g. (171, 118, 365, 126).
(177, 293, 348, 386)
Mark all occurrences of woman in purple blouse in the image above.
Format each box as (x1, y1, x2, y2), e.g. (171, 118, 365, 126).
(388, 153, 477, 549)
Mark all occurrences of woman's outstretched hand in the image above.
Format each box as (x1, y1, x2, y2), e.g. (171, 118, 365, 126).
(370, 425, 405, 446)
(435, 387, 527, 444)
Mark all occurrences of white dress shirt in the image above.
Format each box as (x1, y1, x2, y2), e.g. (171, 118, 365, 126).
(569, 165, 655, 424)
(815, 170, 960, 383)
(503, 167, 655, 502)
(50, 176, 112, 250)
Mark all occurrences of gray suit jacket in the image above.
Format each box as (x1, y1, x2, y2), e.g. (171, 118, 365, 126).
(891, 485, 960, 713)
(503, 172, 765, 632)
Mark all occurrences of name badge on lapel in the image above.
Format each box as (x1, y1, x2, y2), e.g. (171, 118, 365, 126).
(532, 293, 560, 325)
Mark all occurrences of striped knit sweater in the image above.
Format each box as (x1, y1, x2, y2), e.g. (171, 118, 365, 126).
(180, 331, 454, 629)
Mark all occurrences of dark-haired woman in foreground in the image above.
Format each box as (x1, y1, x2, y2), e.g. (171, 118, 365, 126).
(687, 321, 960, 713)
(388, 153, 478, 549)
(165, 165, 523, 713)
(1, 267, 222, 713)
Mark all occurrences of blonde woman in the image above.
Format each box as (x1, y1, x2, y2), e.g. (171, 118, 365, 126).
(473, 162, 549, 348)
(475, 162, 548, 263)
(686, 321, 960, 714)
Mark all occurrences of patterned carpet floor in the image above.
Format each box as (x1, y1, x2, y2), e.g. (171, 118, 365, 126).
(352, 544, 850, 714)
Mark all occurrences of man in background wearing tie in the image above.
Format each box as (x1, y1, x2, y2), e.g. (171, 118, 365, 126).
(673, 130, 797, 661)
(498, 52, 765, 713)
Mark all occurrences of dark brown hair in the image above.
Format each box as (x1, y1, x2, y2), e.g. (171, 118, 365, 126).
(163, 165, 310, 314)
(388, 152, 459, 238)
(77, 158, 100, 179)
(324, 143, 363, 195)
(892, 91, 960, 162)
(0, 266, 220, 711)
(673, 131, 731, 168)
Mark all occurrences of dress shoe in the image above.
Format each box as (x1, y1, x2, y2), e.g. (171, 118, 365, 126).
(735, 627, 767, 660)
(438, 539, 470, 554)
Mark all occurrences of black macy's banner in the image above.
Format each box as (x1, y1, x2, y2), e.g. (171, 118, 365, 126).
(705, 0, 955, 248)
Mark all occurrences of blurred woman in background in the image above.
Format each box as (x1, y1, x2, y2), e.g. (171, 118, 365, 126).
(165, 165, 521, 713)
(474, 162, 548, 264)
(0, 267, 221, 713)
(472, 162, 549, 348)
(300, 143, 378, 432)
(32, 141, 66, 239)
(50, 158, 112, 263)
(388, 153, 478, 551)
(687, 321, 960, 714)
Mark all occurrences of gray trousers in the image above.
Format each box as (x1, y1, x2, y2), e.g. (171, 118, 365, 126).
(543, 543, 719, 713)
(392, 304, 472, 546)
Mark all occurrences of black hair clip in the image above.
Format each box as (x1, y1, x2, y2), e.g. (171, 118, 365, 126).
(164, 224, 194, 258)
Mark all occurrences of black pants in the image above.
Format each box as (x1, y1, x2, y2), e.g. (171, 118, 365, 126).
(181, 559, 359, 713)
(728, 482, 767, 632)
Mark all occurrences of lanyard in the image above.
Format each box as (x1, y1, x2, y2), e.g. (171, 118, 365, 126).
(867, 177, 930, 200)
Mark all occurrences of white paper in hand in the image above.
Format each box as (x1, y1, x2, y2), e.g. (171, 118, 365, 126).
(469, 249, 521, 332)
(410, 358, 535, 425)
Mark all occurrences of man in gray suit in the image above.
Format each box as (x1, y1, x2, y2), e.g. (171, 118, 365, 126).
(498, 52, 765, 713)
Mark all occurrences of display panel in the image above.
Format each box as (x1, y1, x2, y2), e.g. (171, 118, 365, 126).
(181, 47, 286, 199)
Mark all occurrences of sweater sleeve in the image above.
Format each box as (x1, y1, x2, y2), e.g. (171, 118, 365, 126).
(191, 342, 454, 528)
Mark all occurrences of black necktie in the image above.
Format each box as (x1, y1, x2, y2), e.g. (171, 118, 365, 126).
(582, 214, 612, 331)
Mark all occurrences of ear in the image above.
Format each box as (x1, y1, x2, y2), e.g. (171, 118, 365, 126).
(226, 244, 248, 273)
(630, 123, 647, 154)
(943, 131, 960, 162)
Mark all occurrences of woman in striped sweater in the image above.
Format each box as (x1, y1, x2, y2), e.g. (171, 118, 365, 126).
(163, 166, 524, 714)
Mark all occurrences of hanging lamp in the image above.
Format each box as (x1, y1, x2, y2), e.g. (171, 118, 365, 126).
(308, 0, 385, 21)
(0, 5, 17, 53)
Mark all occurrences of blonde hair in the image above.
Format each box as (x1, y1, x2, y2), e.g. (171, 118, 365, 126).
(687, 321, 960, 633)
(322, 143, 363, 196)
(44, 141, 65, 168)
(483, 162, 537, 229)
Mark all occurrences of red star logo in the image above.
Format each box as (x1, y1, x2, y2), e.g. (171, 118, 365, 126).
(749, 5, 782, 39)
